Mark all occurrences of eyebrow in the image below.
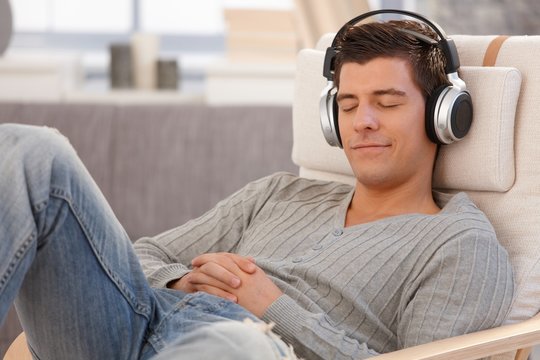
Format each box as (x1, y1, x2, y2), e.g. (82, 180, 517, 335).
(336, 88, 407, 103)
(373, 88, 407, 97)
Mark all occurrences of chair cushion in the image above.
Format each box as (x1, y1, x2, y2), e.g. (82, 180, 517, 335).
(292, 48, 522, 193)
(292, 49, 352, 183)
(433, 66, 521, 191)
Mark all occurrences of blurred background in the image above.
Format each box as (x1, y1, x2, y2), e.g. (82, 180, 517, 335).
(0, 0, 538, 105)
(1, 0, 540, 358)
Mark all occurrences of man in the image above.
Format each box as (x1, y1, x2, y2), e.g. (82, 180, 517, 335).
(134, 18, 514, 359)
(0, 16, 513, 360)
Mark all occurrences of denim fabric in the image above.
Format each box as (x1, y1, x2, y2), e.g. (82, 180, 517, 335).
(151, 319, 296, 360)
(0, 124, 294, 360)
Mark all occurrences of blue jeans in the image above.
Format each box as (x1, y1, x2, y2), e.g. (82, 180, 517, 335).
(0, 124, 295, 359)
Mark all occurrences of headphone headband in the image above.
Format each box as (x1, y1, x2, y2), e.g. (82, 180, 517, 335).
(325, 9, 460, 78)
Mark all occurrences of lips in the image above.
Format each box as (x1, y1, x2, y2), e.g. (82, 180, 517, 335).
(350, 143, 391, 149)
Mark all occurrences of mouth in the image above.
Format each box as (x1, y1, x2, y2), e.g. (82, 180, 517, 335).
(349, 143, 391, 157)
(351, 143, 391, 150)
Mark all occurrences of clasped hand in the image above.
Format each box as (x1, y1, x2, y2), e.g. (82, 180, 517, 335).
(168, 252, 283, 318)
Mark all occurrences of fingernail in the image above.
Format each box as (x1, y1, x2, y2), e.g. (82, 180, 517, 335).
(231, 277, 240, 287)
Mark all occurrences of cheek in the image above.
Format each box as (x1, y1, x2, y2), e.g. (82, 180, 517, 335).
(399, 116, 438, 161)
(393, 108, 431, 154)
(337, 115, 353, 141)
(404, 103, 428, 140)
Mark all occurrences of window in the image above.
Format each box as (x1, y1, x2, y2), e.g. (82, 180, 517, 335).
(9, 0, 296, 91)
(12, 1, 294, 38)
(10, 0, 419, 92)
(13, 0, 132, 33)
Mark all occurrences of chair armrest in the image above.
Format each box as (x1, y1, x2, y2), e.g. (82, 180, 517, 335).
(372, 313, 540, 360)
(4, 314, 539, 360)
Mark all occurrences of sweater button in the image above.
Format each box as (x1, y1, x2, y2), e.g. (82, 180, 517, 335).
(332, 228, 343, 236)
(312, 244, 323, 250)
(292, 257, 303, 263)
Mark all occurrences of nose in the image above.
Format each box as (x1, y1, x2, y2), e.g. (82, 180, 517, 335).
(352, 104, 379, 132)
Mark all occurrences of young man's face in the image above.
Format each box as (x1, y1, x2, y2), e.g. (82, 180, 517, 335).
(336, 57, 437, 191)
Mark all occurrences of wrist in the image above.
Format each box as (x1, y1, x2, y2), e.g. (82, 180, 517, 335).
(166, 271, 190, 290)
(255, 288, 283, 318)
(146, 264, 190, 289)
(166, 277, 181, 289)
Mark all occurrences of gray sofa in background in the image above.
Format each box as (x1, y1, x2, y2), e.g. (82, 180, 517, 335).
(0, 102, 297, 356)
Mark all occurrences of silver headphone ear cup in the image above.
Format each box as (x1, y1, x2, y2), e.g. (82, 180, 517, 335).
(425, 85, 447, 144)
(448, 90, 473, 140)
(319, 83, 342, 148)
(431, 86, 473, 144)
(331, 97, 342, 148)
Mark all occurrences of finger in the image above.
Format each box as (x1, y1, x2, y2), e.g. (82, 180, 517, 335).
(192, 253, 256, 274)
(192, 284, 238, 303)
(187, 270, 233, 289)
(192, 253, 246, 281)
(191, 253, 229, 267)
(232, 255, 257, 274)
(188, 266, 240, 290)
(196, 261, 242, 288)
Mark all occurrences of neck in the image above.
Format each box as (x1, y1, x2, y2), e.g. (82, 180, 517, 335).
(345, 180, 440, 227)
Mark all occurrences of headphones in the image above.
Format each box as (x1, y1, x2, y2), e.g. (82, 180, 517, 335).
(320, 9, 473, 147)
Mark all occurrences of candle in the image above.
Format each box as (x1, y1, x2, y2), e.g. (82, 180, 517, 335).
(131, 33, 160, 90)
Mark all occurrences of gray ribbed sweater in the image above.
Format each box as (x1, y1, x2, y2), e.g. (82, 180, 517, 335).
(134, 172, 514, 359)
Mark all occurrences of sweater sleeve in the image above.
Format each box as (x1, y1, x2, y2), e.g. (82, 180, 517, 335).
(133, 174, 285, 288)
(263, 295, 380, 359)
(398, 229, 514, 348)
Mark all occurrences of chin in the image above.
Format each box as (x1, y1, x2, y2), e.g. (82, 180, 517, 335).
(353, 171, 393, 188)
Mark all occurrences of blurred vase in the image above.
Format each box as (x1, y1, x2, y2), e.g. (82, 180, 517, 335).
(131, 33, 159, 90)
(0, 0, 12, 55)
(109, 43, 134, 89)
(157, 59, 179, 90)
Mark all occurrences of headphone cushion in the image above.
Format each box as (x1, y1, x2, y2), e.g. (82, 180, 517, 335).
(425, 85, 447, 144)
(332, 95, 342, 147)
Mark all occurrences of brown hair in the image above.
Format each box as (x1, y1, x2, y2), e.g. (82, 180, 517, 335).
(333, 20, 449, 99)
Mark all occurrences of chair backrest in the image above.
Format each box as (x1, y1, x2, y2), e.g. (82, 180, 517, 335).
(292, 33, 540, 333)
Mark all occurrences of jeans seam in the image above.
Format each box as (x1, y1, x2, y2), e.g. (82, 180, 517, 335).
(49, 186, 151, 318)
(0, 231, 35, 295)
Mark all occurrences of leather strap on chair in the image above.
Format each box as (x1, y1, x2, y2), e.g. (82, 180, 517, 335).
(483, 35, 510, 66)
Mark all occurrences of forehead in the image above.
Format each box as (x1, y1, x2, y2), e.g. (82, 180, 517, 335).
(337, 57, 420, 95)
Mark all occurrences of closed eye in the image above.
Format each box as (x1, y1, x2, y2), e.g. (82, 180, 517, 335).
(379, 103, 401, 109)
(339, 102, 358, 113)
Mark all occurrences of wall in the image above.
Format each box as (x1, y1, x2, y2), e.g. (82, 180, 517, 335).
(417, 0, 540, 35)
